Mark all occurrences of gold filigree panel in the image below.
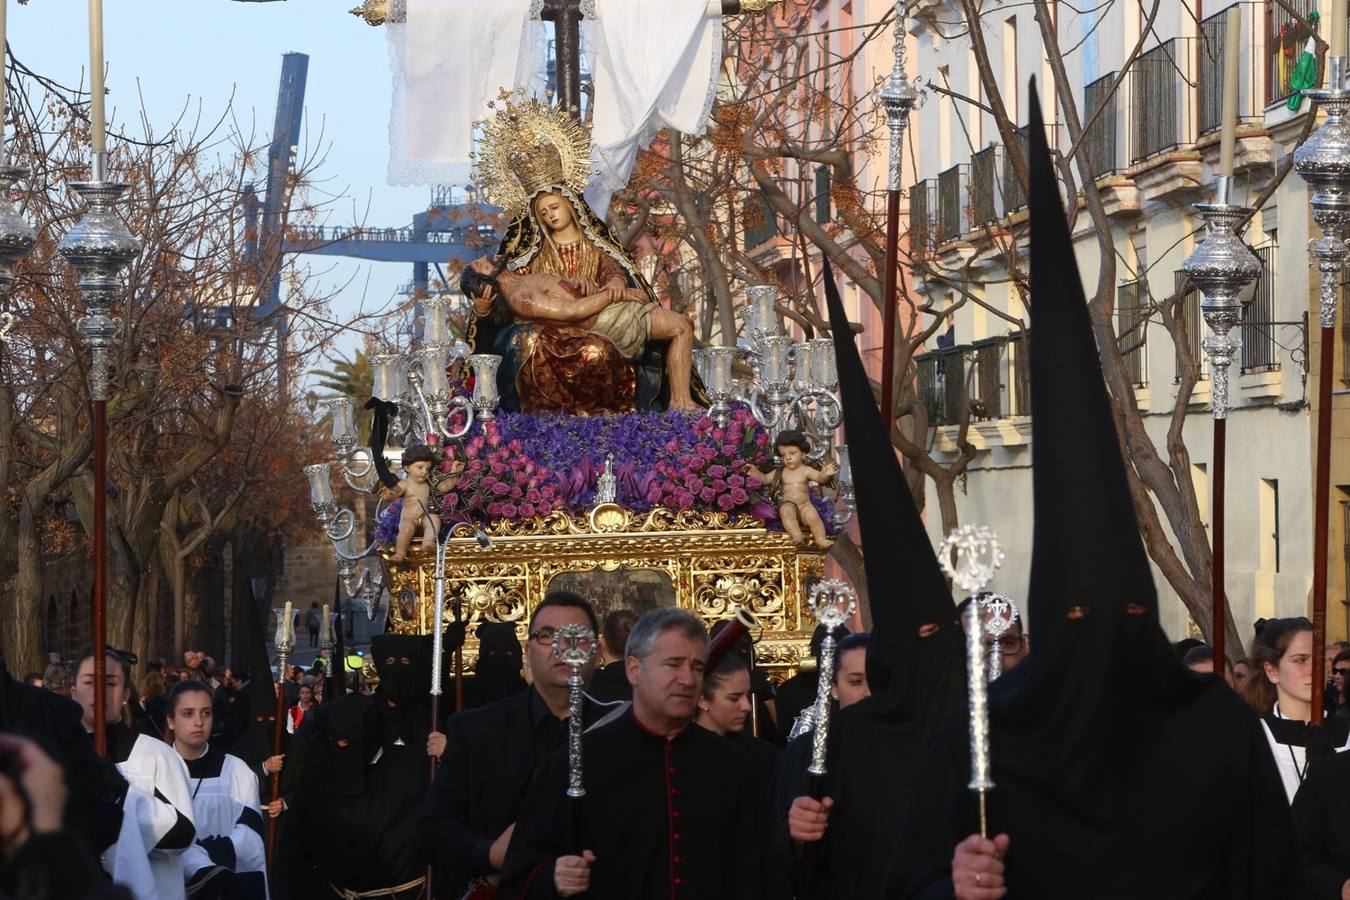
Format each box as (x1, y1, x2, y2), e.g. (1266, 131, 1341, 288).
(383, 507, 826, 681)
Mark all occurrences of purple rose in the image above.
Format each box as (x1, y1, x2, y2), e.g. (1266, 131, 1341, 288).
(707, 464, 727, 478)
(717, 493, 736, 511)
(500, 503, 517, 517)
(699, 487, 716, 504)
(731, 487, 749, 504)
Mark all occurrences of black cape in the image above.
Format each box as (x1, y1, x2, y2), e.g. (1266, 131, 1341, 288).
(768, 257, 965, 900)
(502, 707, 781, 900)
(888, 83, 1300, 899)
(1292, 747, 1350, 898)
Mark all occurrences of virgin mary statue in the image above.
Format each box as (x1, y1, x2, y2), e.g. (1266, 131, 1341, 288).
(470, 95, 697, 414)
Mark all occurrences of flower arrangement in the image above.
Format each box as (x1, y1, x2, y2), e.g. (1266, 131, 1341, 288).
(373, 405, 843, 537)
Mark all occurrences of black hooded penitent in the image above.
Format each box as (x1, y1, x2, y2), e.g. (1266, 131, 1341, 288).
(887, 83, 1299, 900)
(770, 258, 965, 900)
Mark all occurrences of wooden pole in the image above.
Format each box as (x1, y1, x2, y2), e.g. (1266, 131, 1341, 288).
(266, 666, 285, 864)
(1211, 419, 1226, 673)
(879, 190, 901, 424)
(1312, 326, 1335, 724)
(92, 398, 107, 757)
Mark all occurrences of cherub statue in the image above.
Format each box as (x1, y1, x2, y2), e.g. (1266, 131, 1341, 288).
(745, 430, 839, 550)
(380, 445, 442, 562)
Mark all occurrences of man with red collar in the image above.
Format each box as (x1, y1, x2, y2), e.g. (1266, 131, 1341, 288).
(502, 608, 777, 899)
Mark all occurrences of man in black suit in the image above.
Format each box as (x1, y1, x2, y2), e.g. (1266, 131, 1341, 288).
(419, 592, 624, 897)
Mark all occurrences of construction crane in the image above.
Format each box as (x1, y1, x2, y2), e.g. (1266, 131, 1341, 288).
(243, 52, 490, 364)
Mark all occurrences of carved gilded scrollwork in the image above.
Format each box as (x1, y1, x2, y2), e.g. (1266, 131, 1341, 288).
(387, 506, 830, 681)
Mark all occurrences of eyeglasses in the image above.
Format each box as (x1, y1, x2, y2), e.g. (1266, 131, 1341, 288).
(994, 635, 1023, 652)
(529, 627, 559, 646)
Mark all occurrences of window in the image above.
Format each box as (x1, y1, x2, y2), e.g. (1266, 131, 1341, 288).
(1117, 280, 1148, 386)
(814, 165, 831, 224)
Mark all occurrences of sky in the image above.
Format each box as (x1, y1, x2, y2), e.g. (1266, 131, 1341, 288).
(9, 0, 435, 381)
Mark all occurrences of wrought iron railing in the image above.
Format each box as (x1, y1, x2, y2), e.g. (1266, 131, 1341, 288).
(938, 164, 967, 241)
(916, 332, 1031, 426)
(1241, 244, 1278, 373)
(971, 145, 998, 225)
(1174, 271, 1206, 383)
(1003, 128, 1030, 213)
(910, 179, 939, 255)
(1131, 39, 1184, 163)
(1117, 279, 1149, 386)
(1269, 0, 1317, 105)
(1083, 73, 1119, 179)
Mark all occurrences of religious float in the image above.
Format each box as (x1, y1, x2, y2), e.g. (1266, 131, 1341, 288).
(302, 96, 856, 687)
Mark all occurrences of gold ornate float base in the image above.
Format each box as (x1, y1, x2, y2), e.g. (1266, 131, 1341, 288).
(381, 505, 826, 683)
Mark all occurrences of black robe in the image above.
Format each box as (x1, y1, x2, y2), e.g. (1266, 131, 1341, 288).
(1292, 748, 1350, 899)
(0, 666, 124, 856)
(889, 682, 1299, 899)
(890, 90, 1301, 899)
(502, 707, 778, 900)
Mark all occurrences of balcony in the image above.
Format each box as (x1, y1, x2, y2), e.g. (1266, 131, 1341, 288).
(1130, 39, 1190, 164)
(909, 178, 939, 256)
(1083, 73, 1120, 179)
(937, 164, 969, 243)
(1241, 244, 1278, 374)
(1117, 279, 1149, 387)
(1003, 127, 1030, 214)
(916, 331, 1031, 428)
(970, 145, 998, 226)
(1270, 0, 1317, 107)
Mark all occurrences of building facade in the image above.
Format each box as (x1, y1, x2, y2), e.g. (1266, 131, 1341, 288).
(902, 0, 1326, 643)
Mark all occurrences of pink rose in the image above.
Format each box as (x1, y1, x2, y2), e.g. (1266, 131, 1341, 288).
(699, 487, 716, 504)
(686, 478, 704, 493)
(492, 481, 510, 495)
(730, 487, 749, 504)
(527, 489, 541, 504)
(647, 483, 662, 504)
(666, 439, 681, 453)
(487, 432, 502, 448)
(755, 433, 769, 447)
(700, 445, 719, 461)
(707, 464, 728, 478)
(519, 503, 535, 517)
(487, 502, 503, 516)
(500, 503, 517, 517)
(688, 455, 706, 471)
(710, 478, 727, 493)
(717, 493, 736, 510)
(729, 475, 745, 489)
(510, 487, 522, 499)
(712, 428, 725, 442)
(676, 492, 695, 510)
(490, 462, 506, 476)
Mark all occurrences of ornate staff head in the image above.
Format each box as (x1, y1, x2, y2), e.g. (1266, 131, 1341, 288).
(805, 580, 858, 779)
(553, 623, 597, 800)
(939, 525, 1005, 837)
(978, 592, 1018, 681)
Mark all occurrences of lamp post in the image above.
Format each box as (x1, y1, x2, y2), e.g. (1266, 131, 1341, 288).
(878, 0, 918, 429)
(1294, 54, 1350, 723)
(1178, 175, 1262, 671)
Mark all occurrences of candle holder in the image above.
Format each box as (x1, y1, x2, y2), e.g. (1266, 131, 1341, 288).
(0, 165, 36, 302)
(273, 606, 296, 676)
(701, 346, 740, 424)
(1294, 56, 1350, 332)
(468, 353, 502, 422)
(57, 155, 140, 401)
(745, 285, 782, 347)
(832, 443, 855, 526)
(1178, 177, 1262, 421)
(748, 335, 792, 434)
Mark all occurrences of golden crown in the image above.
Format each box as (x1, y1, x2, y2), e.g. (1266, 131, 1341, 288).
(472, 91, 593, 215)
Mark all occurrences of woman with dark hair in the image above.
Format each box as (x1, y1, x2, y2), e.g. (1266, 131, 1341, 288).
(695, 654, 778, 796)
(165, 680, 267, 898)
(1247, 617, 1350, 803)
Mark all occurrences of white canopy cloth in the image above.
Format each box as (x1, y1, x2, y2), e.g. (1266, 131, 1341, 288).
(389, 0, 722, 213)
